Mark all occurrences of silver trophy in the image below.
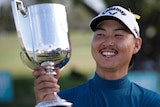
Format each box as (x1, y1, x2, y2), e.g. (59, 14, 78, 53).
(11, 0, 72, 106)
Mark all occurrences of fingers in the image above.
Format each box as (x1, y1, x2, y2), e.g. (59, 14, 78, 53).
(34, 75, 60, 103)
(34, 75, 59, 90)
(32, 68, 46, 79)
(32, 68, 61, 103)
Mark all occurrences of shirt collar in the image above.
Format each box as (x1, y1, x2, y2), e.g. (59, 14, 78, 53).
(91, 73, 131, 90)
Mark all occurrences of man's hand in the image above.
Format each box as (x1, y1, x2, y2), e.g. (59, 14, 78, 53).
(32, 68, 60, 103)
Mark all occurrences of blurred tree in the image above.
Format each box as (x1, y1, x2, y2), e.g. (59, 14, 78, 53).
(0, 2, 15, 32)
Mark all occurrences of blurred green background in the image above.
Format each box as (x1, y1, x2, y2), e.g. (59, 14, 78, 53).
(0, 0, 160, 107)
(0, 30, 95, 107)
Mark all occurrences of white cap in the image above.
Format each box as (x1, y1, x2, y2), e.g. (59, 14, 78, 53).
(90, 6, 140, 38)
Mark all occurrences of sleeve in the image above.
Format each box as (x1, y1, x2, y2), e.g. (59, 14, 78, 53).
(150, 94, 160, 107)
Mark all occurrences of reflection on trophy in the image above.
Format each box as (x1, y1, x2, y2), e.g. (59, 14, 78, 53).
(11, 0, 72, 106)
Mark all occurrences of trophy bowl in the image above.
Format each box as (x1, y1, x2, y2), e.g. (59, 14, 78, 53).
(11, 0, 72, 106)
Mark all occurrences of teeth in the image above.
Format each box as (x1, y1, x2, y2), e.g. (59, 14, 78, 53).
(102, 52, 115, 56)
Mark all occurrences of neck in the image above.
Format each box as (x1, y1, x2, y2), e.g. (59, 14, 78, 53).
(95, 67, 128, 80)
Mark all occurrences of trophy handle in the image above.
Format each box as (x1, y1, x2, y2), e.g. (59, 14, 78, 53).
(15, 0, 28, 16)
(11, 0, 36, 69)
(11, 0, 30, 35)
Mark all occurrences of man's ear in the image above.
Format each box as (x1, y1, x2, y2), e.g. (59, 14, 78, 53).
(133, 37, 142, 54)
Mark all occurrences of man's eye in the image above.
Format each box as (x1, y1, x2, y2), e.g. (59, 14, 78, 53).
(115, 34, 123, 37)
(96, 33, 104, 36)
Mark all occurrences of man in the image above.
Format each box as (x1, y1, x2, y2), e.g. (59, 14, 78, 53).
(33, 6, 160, 107)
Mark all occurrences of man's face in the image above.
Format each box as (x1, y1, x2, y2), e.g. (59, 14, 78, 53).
(91, 20, 142, 72)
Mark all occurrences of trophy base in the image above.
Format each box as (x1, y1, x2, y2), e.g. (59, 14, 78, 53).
(35, 99, 72, 107)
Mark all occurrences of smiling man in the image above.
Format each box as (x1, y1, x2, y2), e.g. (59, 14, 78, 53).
(91, 19, 141, 80)
(33, 6, 160, 107)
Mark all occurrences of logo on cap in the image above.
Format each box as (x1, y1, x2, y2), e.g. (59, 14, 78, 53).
(133, 27, 139, 36)
(108, 12, 117, 15)
(102, 7, 126, 16)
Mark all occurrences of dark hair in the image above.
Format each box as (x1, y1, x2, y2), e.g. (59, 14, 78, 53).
(129, 54, 136, 69)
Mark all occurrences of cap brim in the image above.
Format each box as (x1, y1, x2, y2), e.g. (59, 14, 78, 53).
(90, 16, 125, 31)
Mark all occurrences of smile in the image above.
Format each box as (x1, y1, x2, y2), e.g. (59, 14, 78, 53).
(99, 47, 118, 58)
(102, 51, 116, 57)
(103, 51, 115, 55)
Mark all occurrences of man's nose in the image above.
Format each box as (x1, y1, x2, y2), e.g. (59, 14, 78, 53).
(102, 36, 115, 47)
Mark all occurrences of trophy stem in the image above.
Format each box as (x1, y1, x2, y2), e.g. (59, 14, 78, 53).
(37, 61, 72, 107)
(45, 66, 57, 75)
(41, 61, 57, 75)
(35, 97, 72, 107)
(35, 74, 72, 107)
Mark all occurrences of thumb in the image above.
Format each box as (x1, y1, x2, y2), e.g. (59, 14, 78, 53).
(54, 68, 61, 79)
